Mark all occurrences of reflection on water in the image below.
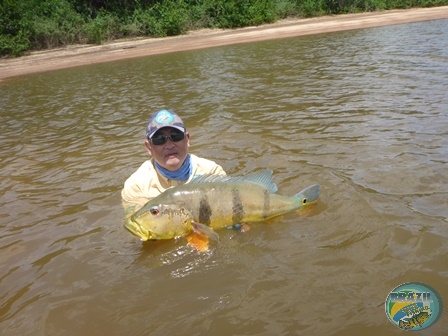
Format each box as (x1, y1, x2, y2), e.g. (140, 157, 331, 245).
(1, 19, 448, 335)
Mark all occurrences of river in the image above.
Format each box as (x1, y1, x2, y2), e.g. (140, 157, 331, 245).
(1, 18, 447, 335)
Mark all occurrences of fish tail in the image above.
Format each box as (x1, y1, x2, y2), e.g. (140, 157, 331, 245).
(293, 184, 320, 207)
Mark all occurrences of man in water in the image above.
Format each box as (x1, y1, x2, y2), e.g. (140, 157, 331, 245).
(122, 109, 226, 213)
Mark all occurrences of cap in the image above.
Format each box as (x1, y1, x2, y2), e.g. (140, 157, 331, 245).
(146, 109, 185, 139)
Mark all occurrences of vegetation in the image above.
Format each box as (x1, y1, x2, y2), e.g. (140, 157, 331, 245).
(1, 0, 447, 57)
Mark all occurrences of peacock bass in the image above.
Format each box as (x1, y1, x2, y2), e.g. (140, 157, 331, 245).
(124, 170, 320, 251)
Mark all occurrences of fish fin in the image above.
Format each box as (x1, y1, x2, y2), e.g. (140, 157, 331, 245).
(191, 170, 278, 193)
(242, 170, 278, 193)
(187, 222, 219, 252)
(191, 174, 232, 184)
(187, 233, 210, 253)
(191, 221, 219, 241)
(293, 184, 320, 205)
(239, 223, 251, 233)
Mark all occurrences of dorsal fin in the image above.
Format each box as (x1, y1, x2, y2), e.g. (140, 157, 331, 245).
(191, 170, 278, 193)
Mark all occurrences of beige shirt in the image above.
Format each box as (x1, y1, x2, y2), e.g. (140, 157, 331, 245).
(121, 154, 226, 212)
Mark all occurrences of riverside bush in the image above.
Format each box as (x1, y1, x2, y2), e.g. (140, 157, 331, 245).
(1, 0, 448, 57)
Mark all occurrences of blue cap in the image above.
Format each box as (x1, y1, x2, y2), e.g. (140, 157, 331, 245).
(146, 110, 185, 139)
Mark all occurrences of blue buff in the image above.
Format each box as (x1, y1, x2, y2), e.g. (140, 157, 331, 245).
(155, 154, 193, 181)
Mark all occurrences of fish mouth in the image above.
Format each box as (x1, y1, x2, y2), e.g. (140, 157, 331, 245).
(124, 217, 150, 241)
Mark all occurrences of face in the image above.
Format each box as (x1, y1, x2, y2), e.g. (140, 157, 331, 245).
(145, 127, 190, 171)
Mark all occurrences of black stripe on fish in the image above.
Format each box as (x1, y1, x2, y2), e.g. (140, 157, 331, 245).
(198, 196, 212, 225)
(232, 188, 245, 223)
(263, 189, 270, 219)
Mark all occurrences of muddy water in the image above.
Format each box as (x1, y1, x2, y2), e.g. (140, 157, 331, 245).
(1, 19, 447, 335)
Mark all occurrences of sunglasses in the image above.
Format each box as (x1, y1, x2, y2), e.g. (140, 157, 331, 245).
(150, 132, 185, 145)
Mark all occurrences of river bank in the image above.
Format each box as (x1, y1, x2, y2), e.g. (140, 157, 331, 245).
(1, 6, 448, 81)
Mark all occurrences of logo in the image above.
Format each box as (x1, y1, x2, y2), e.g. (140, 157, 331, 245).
(385, 282, 443, 331)
(155, 110, 174, 125)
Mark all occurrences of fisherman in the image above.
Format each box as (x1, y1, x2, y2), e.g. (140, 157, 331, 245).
(122, 109, 226, 213)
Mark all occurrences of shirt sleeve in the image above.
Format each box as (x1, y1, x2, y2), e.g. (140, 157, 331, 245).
(190, 154, 226, 177)
(121, 174, 143, 203)
(121, 160, 155, 204)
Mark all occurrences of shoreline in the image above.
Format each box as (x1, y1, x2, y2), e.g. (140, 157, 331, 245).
(1, 6, 448, 81)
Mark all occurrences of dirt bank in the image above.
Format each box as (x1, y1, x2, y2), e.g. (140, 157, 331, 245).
(1, 6, 447, 81)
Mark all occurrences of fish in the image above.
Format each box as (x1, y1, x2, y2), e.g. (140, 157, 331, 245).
(398, 311, 431, 329)
(124, 170, 320, 250)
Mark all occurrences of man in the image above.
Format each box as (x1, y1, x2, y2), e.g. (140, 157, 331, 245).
(122, 109, 226, 212)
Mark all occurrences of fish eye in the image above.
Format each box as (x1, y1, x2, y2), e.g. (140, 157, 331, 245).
(149, 207, 159, 215)
(302, 198, 307, 205)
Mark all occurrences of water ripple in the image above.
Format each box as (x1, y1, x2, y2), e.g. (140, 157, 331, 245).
(1, 18, 448, 335)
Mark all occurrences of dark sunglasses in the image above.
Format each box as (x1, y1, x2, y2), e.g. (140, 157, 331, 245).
(150, 132, 185, 145)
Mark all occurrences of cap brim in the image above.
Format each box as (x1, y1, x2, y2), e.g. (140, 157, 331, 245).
(148, 125, 185, 138)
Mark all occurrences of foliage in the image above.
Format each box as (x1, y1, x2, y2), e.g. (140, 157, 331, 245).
(0, 0, 30, 56)
(296, 0, 329, 17)
(83, 9, 121, 44)
(143, 0, 189, 37)
(1, 0, 448, 57)
(198, 0, 278, 28)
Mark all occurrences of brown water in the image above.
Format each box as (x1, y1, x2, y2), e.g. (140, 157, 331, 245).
(1, 19, 448, 335)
